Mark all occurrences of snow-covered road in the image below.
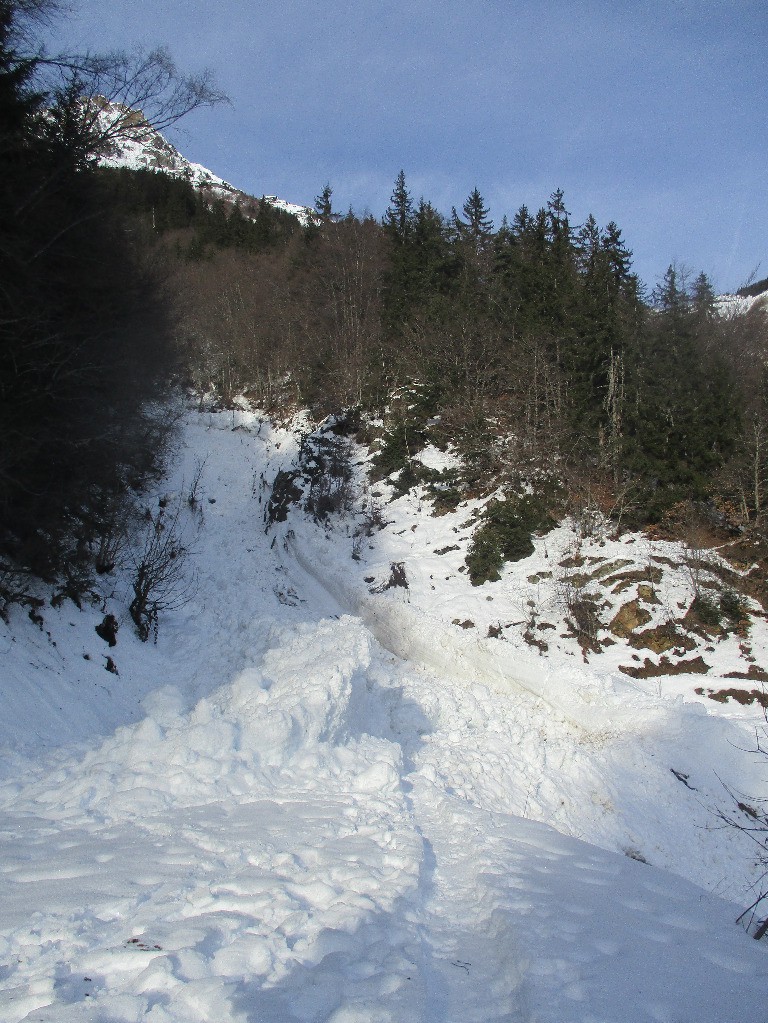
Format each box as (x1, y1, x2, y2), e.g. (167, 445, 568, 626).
(1, 408, 766, 1022)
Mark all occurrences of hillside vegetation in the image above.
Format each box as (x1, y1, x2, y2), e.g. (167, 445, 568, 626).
(2, 5, 768, 1017)
(0, 0, 220, 586)
(1, 0, 767, 612)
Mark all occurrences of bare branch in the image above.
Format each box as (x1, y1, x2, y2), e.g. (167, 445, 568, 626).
(36, 44, 227, 164)
(713, 713, 768, 938)
(129, 497, 198, 642)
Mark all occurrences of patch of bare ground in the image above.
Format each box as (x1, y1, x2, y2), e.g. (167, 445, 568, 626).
(651, 555, 680, 568)
(591, 558, 635, 577)
(610, 600, 695, 654)
(620, 655, 710, 679)
(718, 537, 768, 614)
(559, 553, 586, 569)
(523, 628, 548, 654)
(647, 500, 768, 614)
(527, 570, 552, 583)
(694, 686, 768, 709)
(630, 624, 696, 654)
(608, 567, 663, 594)
(562, 592, 603, 657)
(723, 664, 768, 683)
(566, 558, 634, 589)
(637, 582, 661, 604)
(682, 604, 726, 641)
(609, 600, 652, 638)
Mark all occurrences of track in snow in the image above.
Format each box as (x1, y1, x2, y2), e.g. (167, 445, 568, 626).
(1, 410, 767, 1023)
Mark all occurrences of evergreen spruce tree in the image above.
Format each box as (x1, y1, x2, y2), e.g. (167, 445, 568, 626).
(514, 205, 554, 334)
(544, 188, 579, 337)
(412, 198, 455, 300)
(691, 270, 716, 319)
(381, 171, 418, 330)
(450, 188, 495, 306)
(253, 196, 276, 248)
(571, 216, 639, 468)
(225, 201, 249, 248)
(453, 187, 494, 249)
(383, 170, 414, 244)
(602, 221, 633, 289)
(314, 182, 335, 224)
(652, 264, 689, 317)
(622, 265, 738, 514)
(0, 0, 220, 577)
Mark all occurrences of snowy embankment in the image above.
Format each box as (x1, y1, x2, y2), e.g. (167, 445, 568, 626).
(288, 526, 662, 735)
(0, 407, 766, 1023)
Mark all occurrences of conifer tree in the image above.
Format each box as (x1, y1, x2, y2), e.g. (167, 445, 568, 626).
(691, 270, 716, 318)
(652, 264, 688, 316)
(0, 0, 221, 577)
(602, 221, 633, 291)
(314, 182, 335, 224)
(453, 187, 494, 248)
(411, 198, 455, 300)
(381, 171, 419, 330)
(622, 265, 738, 513)
(571, 215, 638, 466)
(446, 188, 495, 313)
(494, 204, 550, 336)
(545, 188, 578, 333)
(383, 170, 414, 244)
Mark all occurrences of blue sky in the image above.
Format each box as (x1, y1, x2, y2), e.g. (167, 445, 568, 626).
(48, 0, 765, 293)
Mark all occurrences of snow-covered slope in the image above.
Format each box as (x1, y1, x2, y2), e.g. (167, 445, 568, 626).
(0, 405, 767, 1022)
(716, 285, 768, 317)
(97, 103, 311, 224)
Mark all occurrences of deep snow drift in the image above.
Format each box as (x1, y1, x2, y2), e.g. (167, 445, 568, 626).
(0, 406, 766, 1023)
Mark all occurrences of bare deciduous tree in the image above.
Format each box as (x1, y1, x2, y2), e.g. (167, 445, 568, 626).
(713, 718, 768, 940)
(129, 499, 197, 642)
(37, 44, 227, 167)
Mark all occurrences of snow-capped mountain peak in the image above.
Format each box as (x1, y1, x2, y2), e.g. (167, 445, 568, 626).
(97, 100, 312, 224)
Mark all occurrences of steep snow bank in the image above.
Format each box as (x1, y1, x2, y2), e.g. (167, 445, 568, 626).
(0, 407, 766, 1023)
(287, 526, 669, 735)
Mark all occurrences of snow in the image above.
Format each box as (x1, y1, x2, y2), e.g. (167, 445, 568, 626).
(1, 406, 767, 1022)
(412, 444, 460, 473)
(97, 110, 312, 225)
(716, 291, 768, 318)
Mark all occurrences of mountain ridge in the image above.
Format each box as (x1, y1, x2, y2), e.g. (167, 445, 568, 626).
(100, 104, 768, 310)
(97, 101, 312, 225)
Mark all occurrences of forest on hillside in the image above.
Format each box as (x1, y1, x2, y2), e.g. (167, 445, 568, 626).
(1, 0, 767, 602)
(97, 164, 768, 574)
